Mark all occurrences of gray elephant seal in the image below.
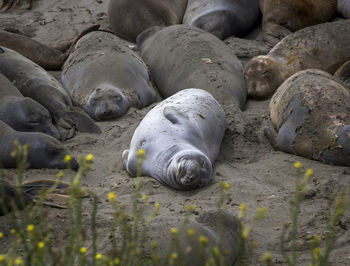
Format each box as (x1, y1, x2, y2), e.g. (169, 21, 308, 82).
(334, 60, 350, 88)
(153, 210, 240, 265)
(0, 25, 99, 70)
(0, 120, 79, 169)
(0, 46, 100, 140)
(183, 0, 260, 40)
(123, 89, 226, 190)
(338, 0, 350, 18)
(62, 31, 157, 121)
(267, 69, 350, 166)
(107, 0, 188, 42)
(137, 25, 247, 109)
(260, 0, 336, 47)
(1, 0, 32, 10)
(0, 73, 60, 139)
(244, 20, 350, 99)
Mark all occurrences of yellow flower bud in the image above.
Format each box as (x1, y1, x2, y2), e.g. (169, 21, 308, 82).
(0, 254, 5, 262)
(186, 204, 196, 212)
(14, 258, 23, 265)
(114, 258, 120, 265)
(305, 168, 314, 178)
(80, 247, 87, 254)
(136, 149, 145, 158)
(170, 227, 178, 235)
(64, 154, 72, 163)
(85, 153, 94, 162)
(108, 192, 117, 202)
(96, 253, 102, 259)
(37, 242, 45, 249)
(141, 194, 148, 201)
(56, 171, 64, 178)
(154, 202, 160, 209)
(170, 252, 178, 260)
(0, 232, 3, 239)
(199, 235, 209, 244)
(26, 224, 35, 232)
(187, 228, 195, 237)
(261, 252, 272, 262)
(294, 161, 302, 169)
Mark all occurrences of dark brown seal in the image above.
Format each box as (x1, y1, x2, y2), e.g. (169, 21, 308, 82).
(267, 69, 350, 166)
(244, 20, 350, 99)
(0, 25, 99, 70)
(260, 0, 336, 47)
(334, 60, 350, 88)
(107, 0, 188, 42)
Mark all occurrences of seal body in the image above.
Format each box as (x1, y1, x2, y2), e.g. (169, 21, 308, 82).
(244, 20, 350, 99)
(122, 89, 226, 190)
(0, 46, 100, 140)
(338, 0, 350, 19)
(0, 73, 60, 139)
(107, 0, 188, 42)
(62, 31, 157, 121)
(267, 69, 350, 166)
(334, 60, 350, 88)
(183, 0, 260, 40)
(260, 0, 336, 47)
(137, 25, 246, 109)
(0, 120, 79, 169)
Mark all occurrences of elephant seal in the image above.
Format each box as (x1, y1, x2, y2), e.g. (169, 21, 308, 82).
(334, 60, 350, 88)
(1, 0, 32, 10)
(0, 120, 79, 169)
(260, 0, 336, 47)
(153, 210, 240, 265)
(137, 25, 247, 109)
(0, 46, 100, 140)
(62, 31, 157, 121)
(183, 0, 260, 40)
(107, 0, 188, 42)
(123, 89, 226, 190)
(267, 69, 350, 166)
(0, 179, 73, 216)
(0, 73, 60, 139)
(0, 25, 99, 70)
(244, 20, 350, 99)
(338, 0, 350, 19)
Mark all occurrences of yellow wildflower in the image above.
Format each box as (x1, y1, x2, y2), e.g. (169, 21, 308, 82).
(261, 252, 272, 262)
(0, 232, 3, 239)
(170, 227, 178, 235)
(186, 204, 196, 212)
(64, 154, 72, 163)
(37, 242, 45, 249)
(199, 235, 209, 244)
(294, 161, 302, 169)
(14, 258, 23, 265)
(305, 168, 314, 178)
(187, 228, 195, 237)
(223, 182, 231, 189)
(56, 171, 64, 178)
(80, 247, 87, 254)
(108, 192, 117, 202)
(10, 229, 16, 234)
(114, 258, 120, 265)
(136, 149, 145, 158)
(26, 224, 35, 232)
(0, 255, 4, 262)
(86, 153, 94, 162)
(170, 252, 178, 260)
(141, 194, 148, 201)
(154, 202, 160, 209)
(96, 253, 102, 259)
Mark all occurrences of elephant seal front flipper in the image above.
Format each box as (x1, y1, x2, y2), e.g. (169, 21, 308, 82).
(0, 46, 100, 140)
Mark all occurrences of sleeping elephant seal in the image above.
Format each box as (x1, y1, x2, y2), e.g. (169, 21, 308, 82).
(338, 0, 350, 19)
(334, 60, 350, 88)
(0, 120, 79, 169)
(0, 46, 100, 140)
(260, 0, 336, 47)
(122, 89, 226, 190)
(0, 73, 60, 139)
(152, 210, 240, 265)
(244, 20, 350, 99)
(107, 0, 188, 42)
(137, 25, 247, 109)
(62, 31, 157, 121)
(0, 25, 99, 70)
(267, 69, 350, 166)
(183, 0, 260, 40)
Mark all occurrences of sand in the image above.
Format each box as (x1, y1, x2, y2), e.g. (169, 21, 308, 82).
(0, 0, 350, 265)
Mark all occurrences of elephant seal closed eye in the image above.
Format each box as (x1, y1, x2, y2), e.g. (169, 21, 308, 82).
(267, 69, 350, 166)
(183, 0, 260, 40)
(244, 20, 350, 99)
(122, 88, 226, 190)
(62, 31, 157, 121)
(0, 73, 60, 139)
(0, 46, 100, 140)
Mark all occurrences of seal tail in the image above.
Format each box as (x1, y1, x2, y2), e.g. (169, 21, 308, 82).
(21, 179, 88, 209)
(68, 108, 101, 134)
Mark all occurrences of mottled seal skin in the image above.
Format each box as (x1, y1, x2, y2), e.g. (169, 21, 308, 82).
(183, 0, 260, 40)
(338, 0, 350, 19)
(334, 60, 350, 88)
(123, 89, 226, 190)
(62, 31, 157, 121)
(260, 0, 336, 47)
(0, 120, 79, 170)
(0, 73, 60, 139)
(154, 210, 240, 265)
(244, 20, 350, 99)
(0, 26, 99, 70)
(137, 25, 247, 109)
(267, 69, 350, 166)
(0, 46, 100, 140)
(107, 0, 188, 42)
(0, 179, 72, 216)
(1, 0, 32, 10)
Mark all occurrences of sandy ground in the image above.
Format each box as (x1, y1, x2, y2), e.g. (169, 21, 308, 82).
(1, 0, 350, 265)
